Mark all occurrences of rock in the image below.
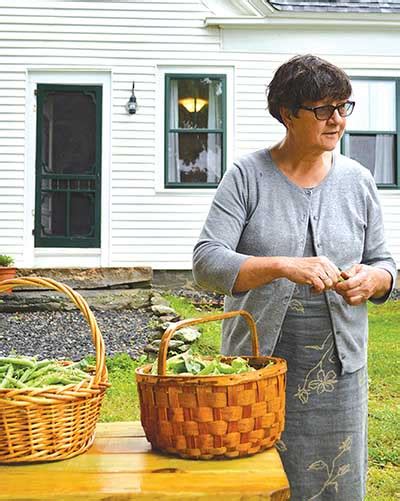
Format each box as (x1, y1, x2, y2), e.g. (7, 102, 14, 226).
(148, 339, 184, 348)
(177, 344, 190, 353)
(16, 267, 153, 290)
(153, 321, 172, 333)
(168, 339, 185, 348)
(150, 293, 170, 307)
(150, 325, 200, 349)
(88, 290, 152, 311)
(144, 343, 159, 354)
(152, 270, 196, 291)
(158, 314, 181, 322)
(151, 305, 177, 316)
(0, 289, 152, 313)
(173, 327, 201, 343)
(149, 330, 163, 341)
(149, 339, 161, 348)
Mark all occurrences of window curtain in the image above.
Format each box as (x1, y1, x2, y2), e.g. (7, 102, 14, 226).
(374, 134, 394, 184)
(168, 80, 180, 182)
(206, 80, 222, 183)
(347, 79, 396, 186)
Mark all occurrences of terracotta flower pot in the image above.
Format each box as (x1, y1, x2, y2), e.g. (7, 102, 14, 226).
(0, 267, 17, 293)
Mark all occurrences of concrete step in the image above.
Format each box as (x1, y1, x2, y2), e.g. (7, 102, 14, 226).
(14, 267, 152, 290)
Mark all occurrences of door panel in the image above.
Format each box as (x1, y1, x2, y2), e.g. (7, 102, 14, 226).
(35, 84, 102, 248)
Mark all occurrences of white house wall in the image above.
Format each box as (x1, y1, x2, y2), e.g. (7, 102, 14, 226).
(0, 0, 399, 269)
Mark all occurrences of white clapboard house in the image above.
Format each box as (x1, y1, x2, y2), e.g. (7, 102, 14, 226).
(1, 0, 400, 271)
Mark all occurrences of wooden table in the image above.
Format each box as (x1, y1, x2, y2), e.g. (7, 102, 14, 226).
(0, 421, 290, 500)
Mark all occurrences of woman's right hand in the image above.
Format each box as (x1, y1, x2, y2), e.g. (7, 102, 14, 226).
(233, 255, 342, 293)
(281, 256, 341, 293)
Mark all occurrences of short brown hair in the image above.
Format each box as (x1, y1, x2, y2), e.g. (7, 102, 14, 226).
(267, 54, 352, 124)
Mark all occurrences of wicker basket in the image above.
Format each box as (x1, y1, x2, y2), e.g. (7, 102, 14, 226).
(0, 276, 109, 463)
(136, 310, 287, 460)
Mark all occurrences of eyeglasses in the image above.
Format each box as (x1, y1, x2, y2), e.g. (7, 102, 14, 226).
(297, 101, 355, 121)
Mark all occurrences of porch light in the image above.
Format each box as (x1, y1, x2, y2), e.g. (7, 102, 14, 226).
(125, 81, 137, 114)
(179, 97, 208, 113)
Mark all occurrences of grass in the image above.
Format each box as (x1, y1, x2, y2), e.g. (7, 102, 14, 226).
(165, 294, 222, 356)
(99, 296, 399, 500)
(365, 300, 400, 501)
(99, 353, 143, 421)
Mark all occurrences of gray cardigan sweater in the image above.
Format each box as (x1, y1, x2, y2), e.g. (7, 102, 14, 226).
(192, 149, 397, 374)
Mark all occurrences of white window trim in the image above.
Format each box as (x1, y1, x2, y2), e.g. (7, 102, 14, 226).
(25, 68, 112, 267)
(155, 64, 235, 194)
(346, 68, 400, 79)
(344, 70, 400, 189)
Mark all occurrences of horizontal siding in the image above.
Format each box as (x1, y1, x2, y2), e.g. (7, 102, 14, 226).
(0, 25, 211, 37)
(111, 230, 201, 240)
(111, 197, 213, 206)
(0, 33, 220, 45)
(1, 1, 400, 269)
(111, 205, 209, 214)
(0, 43, 220, 54)
(377, 192, 400, 261)
(0, 19, 206, 31)
(113, 214, 208, 225)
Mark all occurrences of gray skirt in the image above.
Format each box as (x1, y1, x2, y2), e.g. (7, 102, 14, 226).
(272, 285, 368, 501)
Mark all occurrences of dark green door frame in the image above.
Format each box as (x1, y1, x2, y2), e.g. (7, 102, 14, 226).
(35, 84, 102, 247)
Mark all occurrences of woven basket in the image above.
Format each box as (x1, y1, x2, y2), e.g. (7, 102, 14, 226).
(136, 310, 287, 460)
(0, 276, 109, 463)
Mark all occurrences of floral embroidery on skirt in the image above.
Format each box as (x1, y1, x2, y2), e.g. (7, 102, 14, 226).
(273, 286, 368, 501)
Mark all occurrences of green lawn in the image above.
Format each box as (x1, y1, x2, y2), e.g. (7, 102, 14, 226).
(99, 296, 399, 500)
(365, 301, 400, 501)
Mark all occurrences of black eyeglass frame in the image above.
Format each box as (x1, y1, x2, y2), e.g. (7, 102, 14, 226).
(297, 100, 355, 121)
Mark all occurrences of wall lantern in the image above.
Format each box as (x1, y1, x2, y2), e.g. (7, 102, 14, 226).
(125, 82, 137, 114)
(179, 97, 208, 113)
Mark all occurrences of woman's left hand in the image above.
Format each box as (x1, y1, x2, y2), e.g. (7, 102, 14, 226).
(334, 264, 392, 305)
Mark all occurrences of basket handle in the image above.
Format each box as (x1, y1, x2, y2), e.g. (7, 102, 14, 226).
(157, 309, 259, 376)
(0, 276, 107, 386)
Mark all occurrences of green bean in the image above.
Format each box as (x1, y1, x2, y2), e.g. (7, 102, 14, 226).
(8, 377, 28, 389)
(66, 359, 92, 371)
(0, 365, 14, 388)
(68, 374, 90, 383)
(0, 356, 92, 389)
(64, 367, 91, 378)
(35, 359, 53, 369)
(29, 375, 79, 387)
(27, 368, 74, 386)
(0, 357, 35, 368)
(24, 363, 56, 381)
(19, 366, 38, 383)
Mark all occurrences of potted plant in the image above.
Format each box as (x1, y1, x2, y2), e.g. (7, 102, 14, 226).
(0, 255, 17, 293)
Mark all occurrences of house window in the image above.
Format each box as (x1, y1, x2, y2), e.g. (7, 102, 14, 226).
(35, 84, 102, 247)
(165, 74, 226, 188)
(343, 78, 399, 188)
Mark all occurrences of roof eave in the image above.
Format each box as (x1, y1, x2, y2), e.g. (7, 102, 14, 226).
(204, 12, 400, 29)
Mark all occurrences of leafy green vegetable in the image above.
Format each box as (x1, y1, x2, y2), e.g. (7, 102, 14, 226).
(150, 350, 265, 376)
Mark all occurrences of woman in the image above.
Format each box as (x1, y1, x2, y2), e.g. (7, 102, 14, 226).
(192, 54, 396, 501)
